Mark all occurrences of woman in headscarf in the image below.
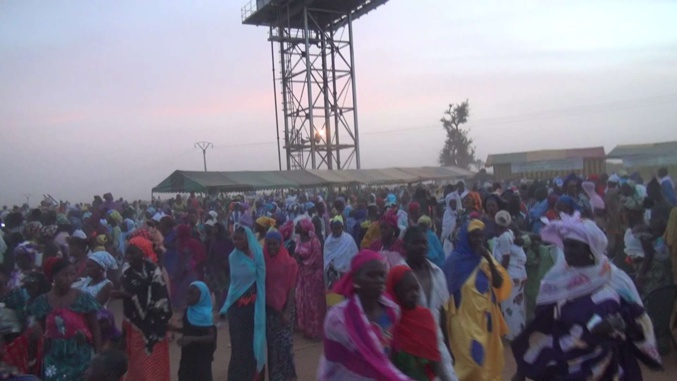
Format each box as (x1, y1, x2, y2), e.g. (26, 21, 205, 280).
(8, 242, 37, 290)
(622, 195, 672, 299)
(512, 212, 662, 381)
(480, 194, 505, 242)
(294, 217, 325, 340)
(118, 236, 172, 381)
(544, 193, 560, 221)
(387, 265, 441, 381)
(408, 201, 422, 228)
(219, 227, 266, 380)
(323, 216, 359, 289)
(172, 281, 217, 381)
(458, 191, 482, 228)
(442, 220, 511, 381)
(441, 192, 461, 257)
(318, 250, 411, 380)
(264, 231, 299, 381)
(563, 173, 592, 214)
(72, 251, 117, 306)
(28, 258, 102, 381)
(255, 216, 277, 245)
(173, 224, 206, 310)
(555, 195, 580, 217)
(204, 222, 233, 311)
(492, 211, 527, 341)
(369, 211, 406, 269)
(418, 216, 445, 268)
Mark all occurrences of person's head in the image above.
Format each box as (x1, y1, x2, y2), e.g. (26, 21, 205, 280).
(494, 210, 512, 233)
(85, 258, 105, 280)
(232, 227, 249, 252)
(565, 177, 580, 197)
(467, 219, 485, 253)
(492, 182, 502, 192)
(265, 231, 283, 256)
(51, 259, 76, 293)
(103, 193, 113, 202)
(23, 271, 50, 299)
(330, 217, 344, 238)
(387, 266, 419, 310)
(84, 349, 128, 381)
(658, 167, 668, 178)
(333, 198, 345, 212)
(563, 238, 596, 268)
(607, 175, 620, 189)
(403, 226, 428, 264)
(457, 181, 465, 194)
(646, 178, 663, 202)
(555, 196, 577, 216)
(534, 186, 548, 202)
(187, 283, 202, 306)
(316, 202, 326, 215)
(353, 254, 387, 301)
(483, 194, 503, 217)
(14, 243, 37, 271)
(296, 218, 314, 237)
(124, 244, 144, 269)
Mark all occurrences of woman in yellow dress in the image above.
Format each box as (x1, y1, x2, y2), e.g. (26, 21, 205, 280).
(443, 219, 511, 381)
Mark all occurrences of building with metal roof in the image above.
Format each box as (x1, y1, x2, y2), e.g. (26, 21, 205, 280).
(486, 147, 606, 181)
(607, 141, 677, 178)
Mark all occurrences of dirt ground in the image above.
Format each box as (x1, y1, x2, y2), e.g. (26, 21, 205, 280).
(109, 300, 677, 380)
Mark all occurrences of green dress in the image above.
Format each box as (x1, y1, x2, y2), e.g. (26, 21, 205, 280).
(524, 242, 556, 322)
(27, 292, 100, 381)
(392, 351, 436, 381)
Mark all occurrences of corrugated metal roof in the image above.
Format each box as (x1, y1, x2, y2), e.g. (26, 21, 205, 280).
(486, 146, 605, 166)
(607, 141, 677, 159)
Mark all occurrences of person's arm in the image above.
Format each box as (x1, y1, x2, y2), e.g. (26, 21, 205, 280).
(177, 326, 216, 347)
(95, 282, 113, 306)
(86, 311, 102, 353)
(481, 248, 503, 288)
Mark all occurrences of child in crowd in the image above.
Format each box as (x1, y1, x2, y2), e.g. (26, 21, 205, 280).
(169, 281, 217, 381)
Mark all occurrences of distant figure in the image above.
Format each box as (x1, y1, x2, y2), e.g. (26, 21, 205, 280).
(658, 167, 677, 206)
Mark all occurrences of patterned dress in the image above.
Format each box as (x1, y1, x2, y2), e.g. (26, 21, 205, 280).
(294, 236, 326, 340)
(27, 292, 100, 381)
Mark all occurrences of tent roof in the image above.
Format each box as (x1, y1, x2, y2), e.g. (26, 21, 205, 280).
(152, 166, 474, 193)
(486, 146, 605, 167)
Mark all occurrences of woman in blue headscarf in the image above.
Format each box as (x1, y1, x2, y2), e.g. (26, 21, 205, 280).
(173, 281, 217, 381)
(220, 227, 266, 380)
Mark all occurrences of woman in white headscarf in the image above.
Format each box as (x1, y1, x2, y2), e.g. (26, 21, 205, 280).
(323, 216, 358, 289)
(442, 191, 461, 257)
(512, 212, 662, 381)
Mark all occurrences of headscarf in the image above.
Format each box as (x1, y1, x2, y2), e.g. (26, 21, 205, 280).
(582, 181, 605, 211)
(187, 281, 214, 327)
(443, 220, 485, 294)
(332, 250, 385, 297)
(239, 210, 254, 229)
(380, 210, 399, 230)
(13, 242, 38, 263)
(219, 227, 266, 371)
(278, 220, 294, 242)
(330, 215, 344, 227)
(324, 221, 359, 274)
(386, 265, 441, 362)
(56, 214, 70, 226)
(88, 251, 118, 272)
(107, 210, 123, 225)
(264, 231, 298, 312)
(408, 201, 420, 216)
(557, 195, 582, 212)
(93, 234, 108, 252)
(297, 217, 315, 235)
(255, 217, 277, 231)
(538, 212, 641, 306)
(128, 236, 158, 264)
(464, 191, 482, 212)
(442, 192, 460, 240)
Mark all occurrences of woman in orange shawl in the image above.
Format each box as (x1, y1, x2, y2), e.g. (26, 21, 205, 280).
(387, 265, 441, 381)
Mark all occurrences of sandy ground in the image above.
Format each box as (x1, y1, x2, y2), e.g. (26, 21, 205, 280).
(109, 300, 677, 380)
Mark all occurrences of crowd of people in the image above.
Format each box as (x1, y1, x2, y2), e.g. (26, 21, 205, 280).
(0, 166, 675, 380)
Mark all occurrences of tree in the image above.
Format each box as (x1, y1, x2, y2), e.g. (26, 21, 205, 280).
(438, 100, 478, 169)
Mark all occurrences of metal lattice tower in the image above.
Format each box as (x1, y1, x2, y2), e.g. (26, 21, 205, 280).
(241, 0, 389, 170)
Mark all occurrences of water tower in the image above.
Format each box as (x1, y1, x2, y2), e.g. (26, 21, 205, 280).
(241, 0, 390, 170)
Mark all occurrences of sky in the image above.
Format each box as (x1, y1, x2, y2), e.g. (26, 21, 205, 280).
(1, 0, 677, 206)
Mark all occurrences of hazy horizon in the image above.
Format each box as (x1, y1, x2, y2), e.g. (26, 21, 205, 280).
(2, 0, 677, 206)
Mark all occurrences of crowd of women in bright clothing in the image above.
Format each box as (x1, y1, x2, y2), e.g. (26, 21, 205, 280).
(0, 166, 676, 380)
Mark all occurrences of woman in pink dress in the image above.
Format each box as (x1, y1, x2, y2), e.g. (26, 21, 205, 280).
(294, 218, 326, 340)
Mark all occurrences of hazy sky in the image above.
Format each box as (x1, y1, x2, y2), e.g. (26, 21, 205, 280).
(2, 0, 677, 206)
